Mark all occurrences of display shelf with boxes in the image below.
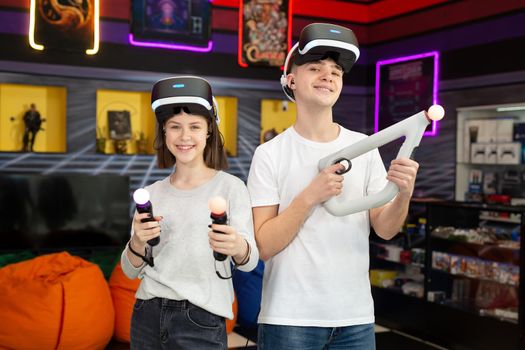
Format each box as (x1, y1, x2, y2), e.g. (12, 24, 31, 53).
(456, 102, 525, 204)
(425, 201, 524, 349)
(372, 200, 525, 350)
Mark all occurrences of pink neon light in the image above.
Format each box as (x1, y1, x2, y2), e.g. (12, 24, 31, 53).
(128, 34, 213, 53)
(374, 51, 440, 137)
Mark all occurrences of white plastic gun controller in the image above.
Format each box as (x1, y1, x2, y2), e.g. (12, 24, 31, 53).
(318, 105, 445, 216)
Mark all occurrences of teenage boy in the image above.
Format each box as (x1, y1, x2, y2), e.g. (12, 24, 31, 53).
(248, 23, 419, 349)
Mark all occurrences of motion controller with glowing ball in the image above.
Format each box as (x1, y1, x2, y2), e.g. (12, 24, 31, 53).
(209, 196, 228, 261)
(133, 188, 160, 246)
(132, 188, 160, 266)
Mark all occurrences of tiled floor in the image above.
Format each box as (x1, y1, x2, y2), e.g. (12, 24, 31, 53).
(228, 331, 256, 349)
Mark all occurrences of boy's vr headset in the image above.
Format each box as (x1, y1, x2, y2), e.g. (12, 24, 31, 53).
(151, 76, 220, 125)
(280, 23, 360, 102)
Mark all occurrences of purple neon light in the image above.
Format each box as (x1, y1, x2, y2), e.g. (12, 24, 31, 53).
(128, 34, 213, 53)
(374, 51, 440, 137)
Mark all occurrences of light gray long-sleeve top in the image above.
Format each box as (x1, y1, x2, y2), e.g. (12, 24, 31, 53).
(121, 171, 259, 319)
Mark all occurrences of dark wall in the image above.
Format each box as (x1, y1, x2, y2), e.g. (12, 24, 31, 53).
(1, 6, 525, 202)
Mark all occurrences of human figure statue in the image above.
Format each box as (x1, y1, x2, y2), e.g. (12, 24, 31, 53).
(22, 103, 44, 152)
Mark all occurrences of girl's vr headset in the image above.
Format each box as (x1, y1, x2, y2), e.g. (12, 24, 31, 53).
(281, 23, 360, 102)
(151, 76, 220, 125)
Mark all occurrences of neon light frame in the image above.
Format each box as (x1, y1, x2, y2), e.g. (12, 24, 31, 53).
(374, 51, 440, 136)
(29, 0, 100, 55)
(128, 34, 213, 53)
(237, 0, 293, 68)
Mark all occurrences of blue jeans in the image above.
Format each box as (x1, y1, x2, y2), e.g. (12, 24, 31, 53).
(258, 323, 376, 350)
(130, 298, 227, 350)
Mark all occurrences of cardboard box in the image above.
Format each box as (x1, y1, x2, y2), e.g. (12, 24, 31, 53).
(479, 120, 497, 143)
(496, 119, 515, 142)
(470, 143, 487, 164)
(497, 142, 521, 164)
(464, 120, 485, 162)
(485, 144, 498, 164)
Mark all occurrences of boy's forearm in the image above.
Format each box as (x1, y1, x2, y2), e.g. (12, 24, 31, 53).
(256, 193, 315, 260)
(371, 193, 411, 240)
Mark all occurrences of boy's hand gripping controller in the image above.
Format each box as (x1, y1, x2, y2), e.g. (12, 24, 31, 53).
(318, 105, 445, 216)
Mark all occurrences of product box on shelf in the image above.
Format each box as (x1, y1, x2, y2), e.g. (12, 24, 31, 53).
(501, 169, 522, 197)
(450, 255, 461, 275)
(513, 122, 525, 163)
(411, 248, 425, 266)
(497, 142, 522, 164)
(485, 144, 498, 164)
(482, 172, 498, 194)
(468, 169, 483, 191)
(471, 143, 488, 164)
(370, 269, 398, 288)
(496, 119, 515, 143)
(464, 119, 493, 162)
(465, 257, 482, 278)
(432, 251, 450, 272)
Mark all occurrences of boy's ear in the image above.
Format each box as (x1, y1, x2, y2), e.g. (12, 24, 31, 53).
(287, 74, 295, 90)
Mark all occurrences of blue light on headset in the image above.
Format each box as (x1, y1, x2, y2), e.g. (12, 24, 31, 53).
(172, 84, 185, 88)
(329, 29, 341, 34)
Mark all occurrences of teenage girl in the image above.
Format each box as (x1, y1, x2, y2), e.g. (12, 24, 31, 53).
(121, 76, 259, 350)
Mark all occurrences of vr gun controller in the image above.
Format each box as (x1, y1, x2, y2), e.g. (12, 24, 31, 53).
(318, 105, 445, 216)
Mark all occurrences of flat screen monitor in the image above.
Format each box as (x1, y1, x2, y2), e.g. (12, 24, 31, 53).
(0, 173, 131, 253)
(130, 0, 212, 50)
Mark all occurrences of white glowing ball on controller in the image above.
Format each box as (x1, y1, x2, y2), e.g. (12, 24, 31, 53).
(209, 196, 227, 214)
(428, 104, 445, 121)
(133, 188, 150, 205)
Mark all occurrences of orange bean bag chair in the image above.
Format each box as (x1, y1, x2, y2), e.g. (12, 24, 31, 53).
(109, 262, 141, 343)
(109, 262, 238, 343)
(0, 252, 114, 350)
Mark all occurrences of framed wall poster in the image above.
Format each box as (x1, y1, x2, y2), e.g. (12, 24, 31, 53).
(238, 0, 292, 68)
(108, 110, 132, 141)
(29, 0, 99, 54)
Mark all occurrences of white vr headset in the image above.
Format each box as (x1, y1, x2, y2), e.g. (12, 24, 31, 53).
(280, 23, 360, 102)
(151, 76, 220, 126)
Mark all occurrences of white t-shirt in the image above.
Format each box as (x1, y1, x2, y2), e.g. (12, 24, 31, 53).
(247, 126, 388, 327)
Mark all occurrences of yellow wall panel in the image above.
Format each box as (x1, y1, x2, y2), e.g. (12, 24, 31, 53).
(44, 87, 67, 152)
(0, 83, 66, 152)
(260, 99, 296, 144)
(96, 89, 155, 154)
(216, 96, 238, 157)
